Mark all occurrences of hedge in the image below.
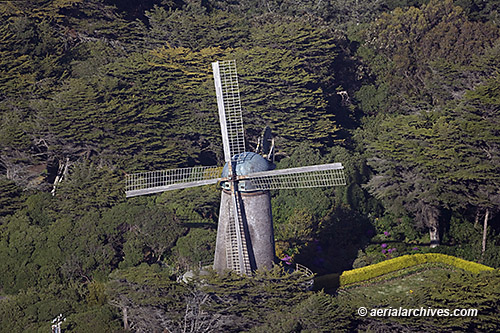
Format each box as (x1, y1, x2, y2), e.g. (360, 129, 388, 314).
(339, 253, 494, 286)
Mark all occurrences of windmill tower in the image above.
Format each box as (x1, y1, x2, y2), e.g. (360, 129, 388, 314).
(125, 60, 346, 275)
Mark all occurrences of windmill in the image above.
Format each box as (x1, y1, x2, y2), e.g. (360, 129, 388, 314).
(125, 60, 346, 276)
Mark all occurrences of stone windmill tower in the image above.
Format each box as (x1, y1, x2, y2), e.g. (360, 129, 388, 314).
(125, 60, 346, 275)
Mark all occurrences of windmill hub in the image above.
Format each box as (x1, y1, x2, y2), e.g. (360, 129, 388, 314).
(221, 152, 272, 192)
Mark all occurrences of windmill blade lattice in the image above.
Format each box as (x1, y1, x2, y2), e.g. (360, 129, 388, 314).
(125, 166, 223, 197)
(245, 163, 346, 191)
(213, 60, 246, 162)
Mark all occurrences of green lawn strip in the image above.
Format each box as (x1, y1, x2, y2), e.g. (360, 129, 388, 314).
(338, 262, 455, 291)
(338, 265, 458, 304)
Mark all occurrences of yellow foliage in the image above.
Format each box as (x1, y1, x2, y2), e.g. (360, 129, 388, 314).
(274, 240, 288, 259)
(340, 253, 494, 286)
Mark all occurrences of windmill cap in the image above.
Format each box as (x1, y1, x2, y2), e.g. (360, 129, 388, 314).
(221, 152, 271, 177)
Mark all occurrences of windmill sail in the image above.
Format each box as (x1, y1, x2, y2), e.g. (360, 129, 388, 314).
(212, 60, 246, 162)
(244, 163, 346, 191)
(125, 166, 223, 197)
(213, 60, 253, 275)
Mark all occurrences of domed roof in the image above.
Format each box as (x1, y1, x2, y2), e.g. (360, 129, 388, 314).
(221, 152, 270, 177)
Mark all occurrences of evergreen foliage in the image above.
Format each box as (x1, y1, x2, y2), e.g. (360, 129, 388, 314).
(0, 178, 23, 216)
(393, 269, 500, 331)
(248, 291, 356, 332)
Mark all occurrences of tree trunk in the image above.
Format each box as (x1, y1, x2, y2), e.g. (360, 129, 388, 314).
(474, 209, 480, 228)
(429, 224, 440, 248)
(123, 306, 129, 330)
(51, 157, 69, 196)
(418, 203, 440, 248)
(482, 209, 489, 255)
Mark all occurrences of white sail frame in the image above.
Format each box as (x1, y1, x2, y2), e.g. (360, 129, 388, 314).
(125, 166, 223, 197)
(244, 163, 346, 191)
(212, 60, 246, 162)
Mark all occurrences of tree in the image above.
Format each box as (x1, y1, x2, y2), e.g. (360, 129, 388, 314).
(55, 161, 124, 214)
(200, 266, 315, 332)
(357, 0, 500, 248)
(443, 74, 500, 254)
(0, 0, 144, 189)
(171, 228, 217, 270)
(361, 113, 446, 246)
(394, 269, 500, 331)
(0, 178, 23, 217)
(106, 264, 190, 332)
(356, 0, 499, 114)
(143, 8, 342, 155)
(362, 79, 500, 247)
(249, 292, 355, 332)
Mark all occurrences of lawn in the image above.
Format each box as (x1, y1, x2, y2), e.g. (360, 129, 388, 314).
(337, 266, 458, 307)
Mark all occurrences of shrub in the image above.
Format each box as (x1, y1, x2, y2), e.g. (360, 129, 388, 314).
(339, 253, 494, 286)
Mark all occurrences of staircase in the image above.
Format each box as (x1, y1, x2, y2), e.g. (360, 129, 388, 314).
(226, 192, 252, 275)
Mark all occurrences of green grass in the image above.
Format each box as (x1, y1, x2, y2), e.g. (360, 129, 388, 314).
(338, 266, 457, 306)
